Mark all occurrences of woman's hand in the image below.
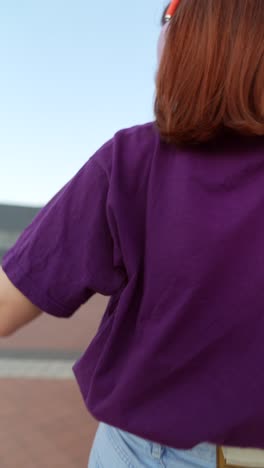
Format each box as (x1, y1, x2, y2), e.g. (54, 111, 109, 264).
(0, 267, 42, 337)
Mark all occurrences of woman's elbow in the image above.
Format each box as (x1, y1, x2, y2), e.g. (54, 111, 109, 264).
(0, 324, 14, 337)
(0, 305, 21, 337)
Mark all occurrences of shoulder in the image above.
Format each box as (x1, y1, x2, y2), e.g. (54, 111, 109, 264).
(92, 122, 160, 177)
(114, 122, 158, 144)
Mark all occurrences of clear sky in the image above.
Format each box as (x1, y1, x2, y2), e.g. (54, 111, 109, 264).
(0, 0, 166, 206)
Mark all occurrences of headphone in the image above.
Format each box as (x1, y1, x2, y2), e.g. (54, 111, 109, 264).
(164, 0, 181, 22)
(158, 1, 181, 62)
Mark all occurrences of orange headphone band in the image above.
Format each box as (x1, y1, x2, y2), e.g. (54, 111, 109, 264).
(164, 0, 181, 22)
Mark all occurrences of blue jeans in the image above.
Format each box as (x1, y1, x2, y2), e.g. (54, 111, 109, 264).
(88, 422, 217, 467)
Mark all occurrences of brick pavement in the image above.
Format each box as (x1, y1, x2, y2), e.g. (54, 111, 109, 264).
(0, 294, 109, 468)
(0, 379, 98, 468)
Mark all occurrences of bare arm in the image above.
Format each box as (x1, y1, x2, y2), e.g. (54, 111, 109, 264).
(0, 267, 42, 337)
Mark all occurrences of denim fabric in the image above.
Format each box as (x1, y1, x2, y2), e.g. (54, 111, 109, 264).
(88, 423, 217, 468)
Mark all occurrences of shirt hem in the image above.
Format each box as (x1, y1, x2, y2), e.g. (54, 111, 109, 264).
(2, 251, 74, 318)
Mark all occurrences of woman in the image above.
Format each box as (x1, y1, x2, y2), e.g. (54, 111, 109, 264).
(0, 1, 263, 467)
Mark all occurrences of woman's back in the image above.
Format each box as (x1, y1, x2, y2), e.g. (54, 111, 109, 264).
(70, 122, 264, 448)
(1, 0, 264, 465)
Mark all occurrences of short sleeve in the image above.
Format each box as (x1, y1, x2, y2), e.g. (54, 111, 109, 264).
(2, 153, 126, 318)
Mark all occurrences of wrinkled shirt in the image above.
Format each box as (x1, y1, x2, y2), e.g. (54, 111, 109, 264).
(3, 123, 264, 449)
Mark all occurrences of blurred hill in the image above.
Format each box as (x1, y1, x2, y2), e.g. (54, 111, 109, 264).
(0, 203, 41, 261)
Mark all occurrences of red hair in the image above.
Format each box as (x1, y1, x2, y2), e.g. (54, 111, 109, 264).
(155, 0, 264, 146)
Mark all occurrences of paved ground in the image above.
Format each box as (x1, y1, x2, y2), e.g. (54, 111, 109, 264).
(0, 294, 109, 468)
(0, 379, 98, 468)
(0, 357, 75, 379)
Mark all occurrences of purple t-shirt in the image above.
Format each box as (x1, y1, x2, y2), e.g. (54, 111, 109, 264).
(3, 123, 264, 449)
